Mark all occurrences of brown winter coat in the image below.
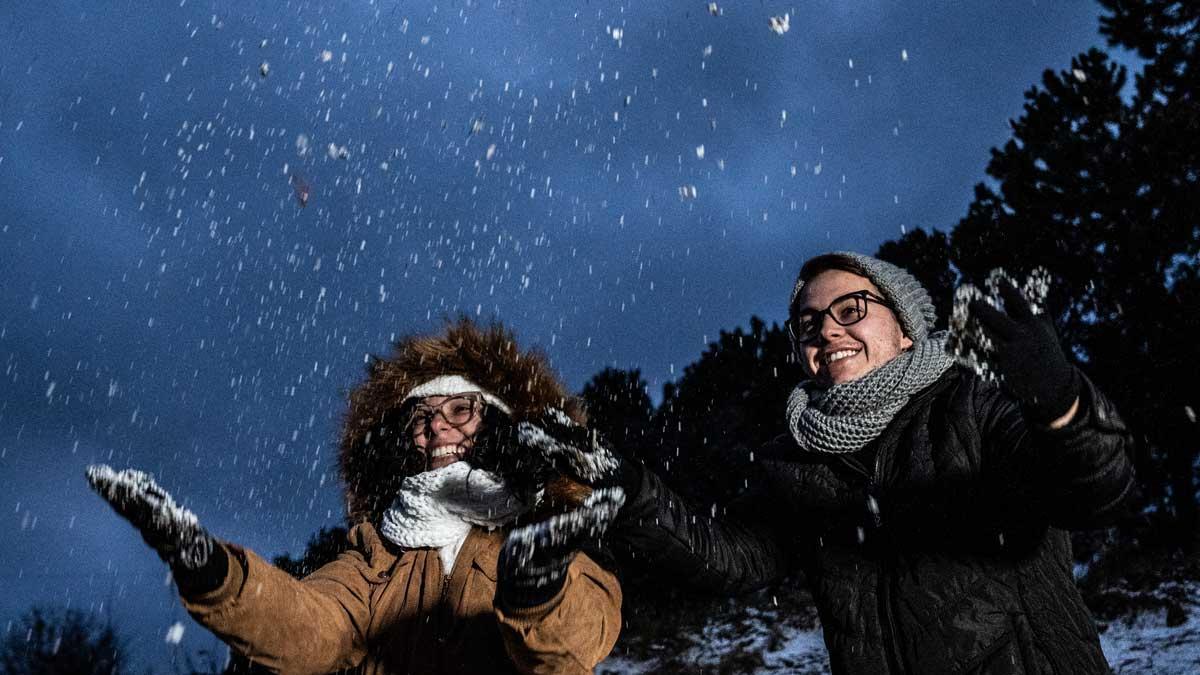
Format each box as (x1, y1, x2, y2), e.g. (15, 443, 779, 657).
(184, 525, 621, 674)
(182, 319, 622, 674)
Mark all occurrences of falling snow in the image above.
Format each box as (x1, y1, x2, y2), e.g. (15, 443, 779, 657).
(3, 2, 1185, 672)
(769, 14, 791, 36)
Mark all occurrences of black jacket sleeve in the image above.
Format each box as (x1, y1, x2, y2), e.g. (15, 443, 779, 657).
(977, 369, 1136, 530)
(606, 461, 790, 595)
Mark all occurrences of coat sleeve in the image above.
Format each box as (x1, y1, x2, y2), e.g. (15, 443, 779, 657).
(495, 551, 622, 675)
(181, 525, 389, 675)
(976, 369, 1136, 529)
(605, 461, 789, 594)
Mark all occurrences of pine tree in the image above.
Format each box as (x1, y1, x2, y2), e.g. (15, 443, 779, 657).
(876, 228, 956, 330)
(579, 367, 654, 463)
(653, 317, 803, 505)
(0, 608, 126, 675)
(879, 0, 1200, 551)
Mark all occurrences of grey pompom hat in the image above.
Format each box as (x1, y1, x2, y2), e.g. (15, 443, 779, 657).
(789, 251, 936, 343)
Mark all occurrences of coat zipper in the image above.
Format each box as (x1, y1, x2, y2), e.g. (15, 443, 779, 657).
(436, 573, 452, 644)
(837, 456, 880, 529)
(426, 571, 453, 672)
(872, 442, 906, 674)
(840, 447, 904, 674)
(839, 376, 955, 674)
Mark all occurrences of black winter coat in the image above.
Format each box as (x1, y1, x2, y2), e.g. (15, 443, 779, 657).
(613, 368, 1134, 674)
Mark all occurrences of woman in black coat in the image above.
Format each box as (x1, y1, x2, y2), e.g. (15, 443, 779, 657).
(525, 252, 1134, 674)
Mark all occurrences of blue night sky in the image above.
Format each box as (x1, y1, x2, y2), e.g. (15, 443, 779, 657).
(1, 1, 1132, 670)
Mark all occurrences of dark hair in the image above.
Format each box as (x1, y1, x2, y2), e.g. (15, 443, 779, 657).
(799, 254, 869, 283)
(353, 400, 429, 520)
(789, 254, 873, 317)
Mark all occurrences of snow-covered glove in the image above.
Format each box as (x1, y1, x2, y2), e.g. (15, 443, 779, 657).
(516, 408, 629, 491)
(951, 269, 1079, 425)
(85, 465, 227, 593)
(498, 487, 625, 608)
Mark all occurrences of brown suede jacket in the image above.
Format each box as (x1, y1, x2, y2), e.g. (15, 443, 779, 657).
(182, 523, 621, 675)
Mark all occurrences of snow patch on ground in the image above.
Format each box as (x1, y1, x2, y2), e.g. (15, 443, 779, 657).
(600, 602, 829, 674)
(602, 581, 1200, 674)
(1100, 580, 1200, 674)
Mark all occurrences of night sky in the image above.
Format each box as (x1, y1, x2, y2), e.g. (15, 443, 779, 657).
(1, 1, 1130, 670)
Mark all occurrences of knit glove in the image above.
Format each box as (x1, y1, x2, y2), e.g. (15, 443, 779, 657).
(516, 408, 629, 491)
(955, 274, 1079, 425)
(498, 487, 625, 608)
(85, 465, 227, 593)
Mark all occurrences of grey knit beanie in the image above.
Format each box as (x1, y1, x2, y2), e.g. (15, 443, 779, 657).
(789, 251, 936, 343)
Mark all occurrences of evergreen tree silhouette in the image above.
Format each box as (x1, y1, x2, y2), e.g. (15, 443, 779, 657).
(652, 317, 803, 506)
(1, 607, 125, 675)
(579, 367, 655, 466)
(880, 0, 1199, 552)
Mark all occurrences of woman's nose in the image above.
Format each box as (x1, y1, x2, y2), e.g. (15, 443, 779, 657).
(818, 313, 844, 341)
(428, 412, 455, 435)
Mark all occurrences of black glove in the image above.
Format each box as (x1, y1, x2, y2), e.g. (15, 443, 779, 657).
(85, 465, 227, 594)
(967, 281, 1079, 425)
(516, 408, 630, 490)
(498, 487, 625, 608)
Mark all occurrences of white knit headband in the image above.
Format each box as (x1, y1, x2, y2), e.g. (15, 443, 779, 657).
(403, 375, 512, 415)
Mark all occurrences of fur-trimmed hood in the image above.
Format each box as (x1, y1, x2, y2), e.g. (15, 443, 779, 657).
(339, 318, 585, 524)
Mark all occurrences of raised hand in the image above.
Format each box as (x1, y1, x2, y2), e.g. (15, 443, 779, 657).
(516, 408, 626, 489)
(85, 464, 216, 571)
(498, 487, 625, 607)
(961, 276, 1079, 425)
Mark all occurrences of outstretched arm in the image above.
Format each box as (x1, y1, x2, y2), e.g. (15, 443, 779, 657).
(609, 463, 789, 594)
(181, 540, 377, 674)
(516, 414, 789, 595)
(87, 466, 376, 674)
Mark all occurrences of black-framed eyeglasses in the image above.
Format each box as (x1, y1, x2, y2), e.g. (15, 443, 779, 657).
(786, 290, 891, 346)
(406, 394, 484, 435)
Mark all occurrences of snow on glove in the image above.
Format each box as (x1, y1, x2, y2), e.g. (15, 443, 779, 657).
(85, 464, 218, 574)
(498, 486, 625, 608)
(517, 408, 627, 489)
(950, 268, 1079, 425)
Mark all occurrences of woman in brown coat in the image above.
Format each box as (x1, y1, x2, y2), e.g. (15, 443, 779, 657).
(86, 319, 623, 674)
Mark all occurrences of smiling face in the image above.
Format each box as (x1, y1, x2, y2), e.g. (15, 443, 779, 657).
(409, 394, 485, 471)
(794, 269, 913, 386)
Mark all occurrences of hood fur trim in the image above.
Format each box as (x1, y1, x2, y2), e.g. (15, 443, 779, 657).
(339, 318, 584, 524)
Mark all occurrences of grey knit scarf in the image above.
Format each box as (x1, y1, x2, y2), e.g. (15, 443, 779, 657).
(786, 332, 955, 454)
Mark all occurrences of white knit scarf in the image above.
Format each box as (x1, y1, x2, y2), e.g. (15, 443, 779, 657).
(379, 462, 528, 569)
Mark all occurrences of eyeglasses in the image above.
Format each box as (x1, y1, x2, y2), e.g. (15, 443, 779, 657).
(786, 290, 891, 346)
(406, 395, 484, 435)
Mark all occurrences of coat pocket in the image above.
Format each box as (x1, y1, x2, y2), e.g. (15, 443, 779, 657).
(962, 625, 1024, 675)
(900, 571, 1027, 674)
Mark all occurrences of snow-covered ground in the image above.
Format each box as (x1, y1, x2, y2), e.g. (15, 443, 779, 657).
(601, 620, 828, 673)
(1099, 580, 1200, 674)
(601, 582, 1200, 674)
(600, 601, 830, 674)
